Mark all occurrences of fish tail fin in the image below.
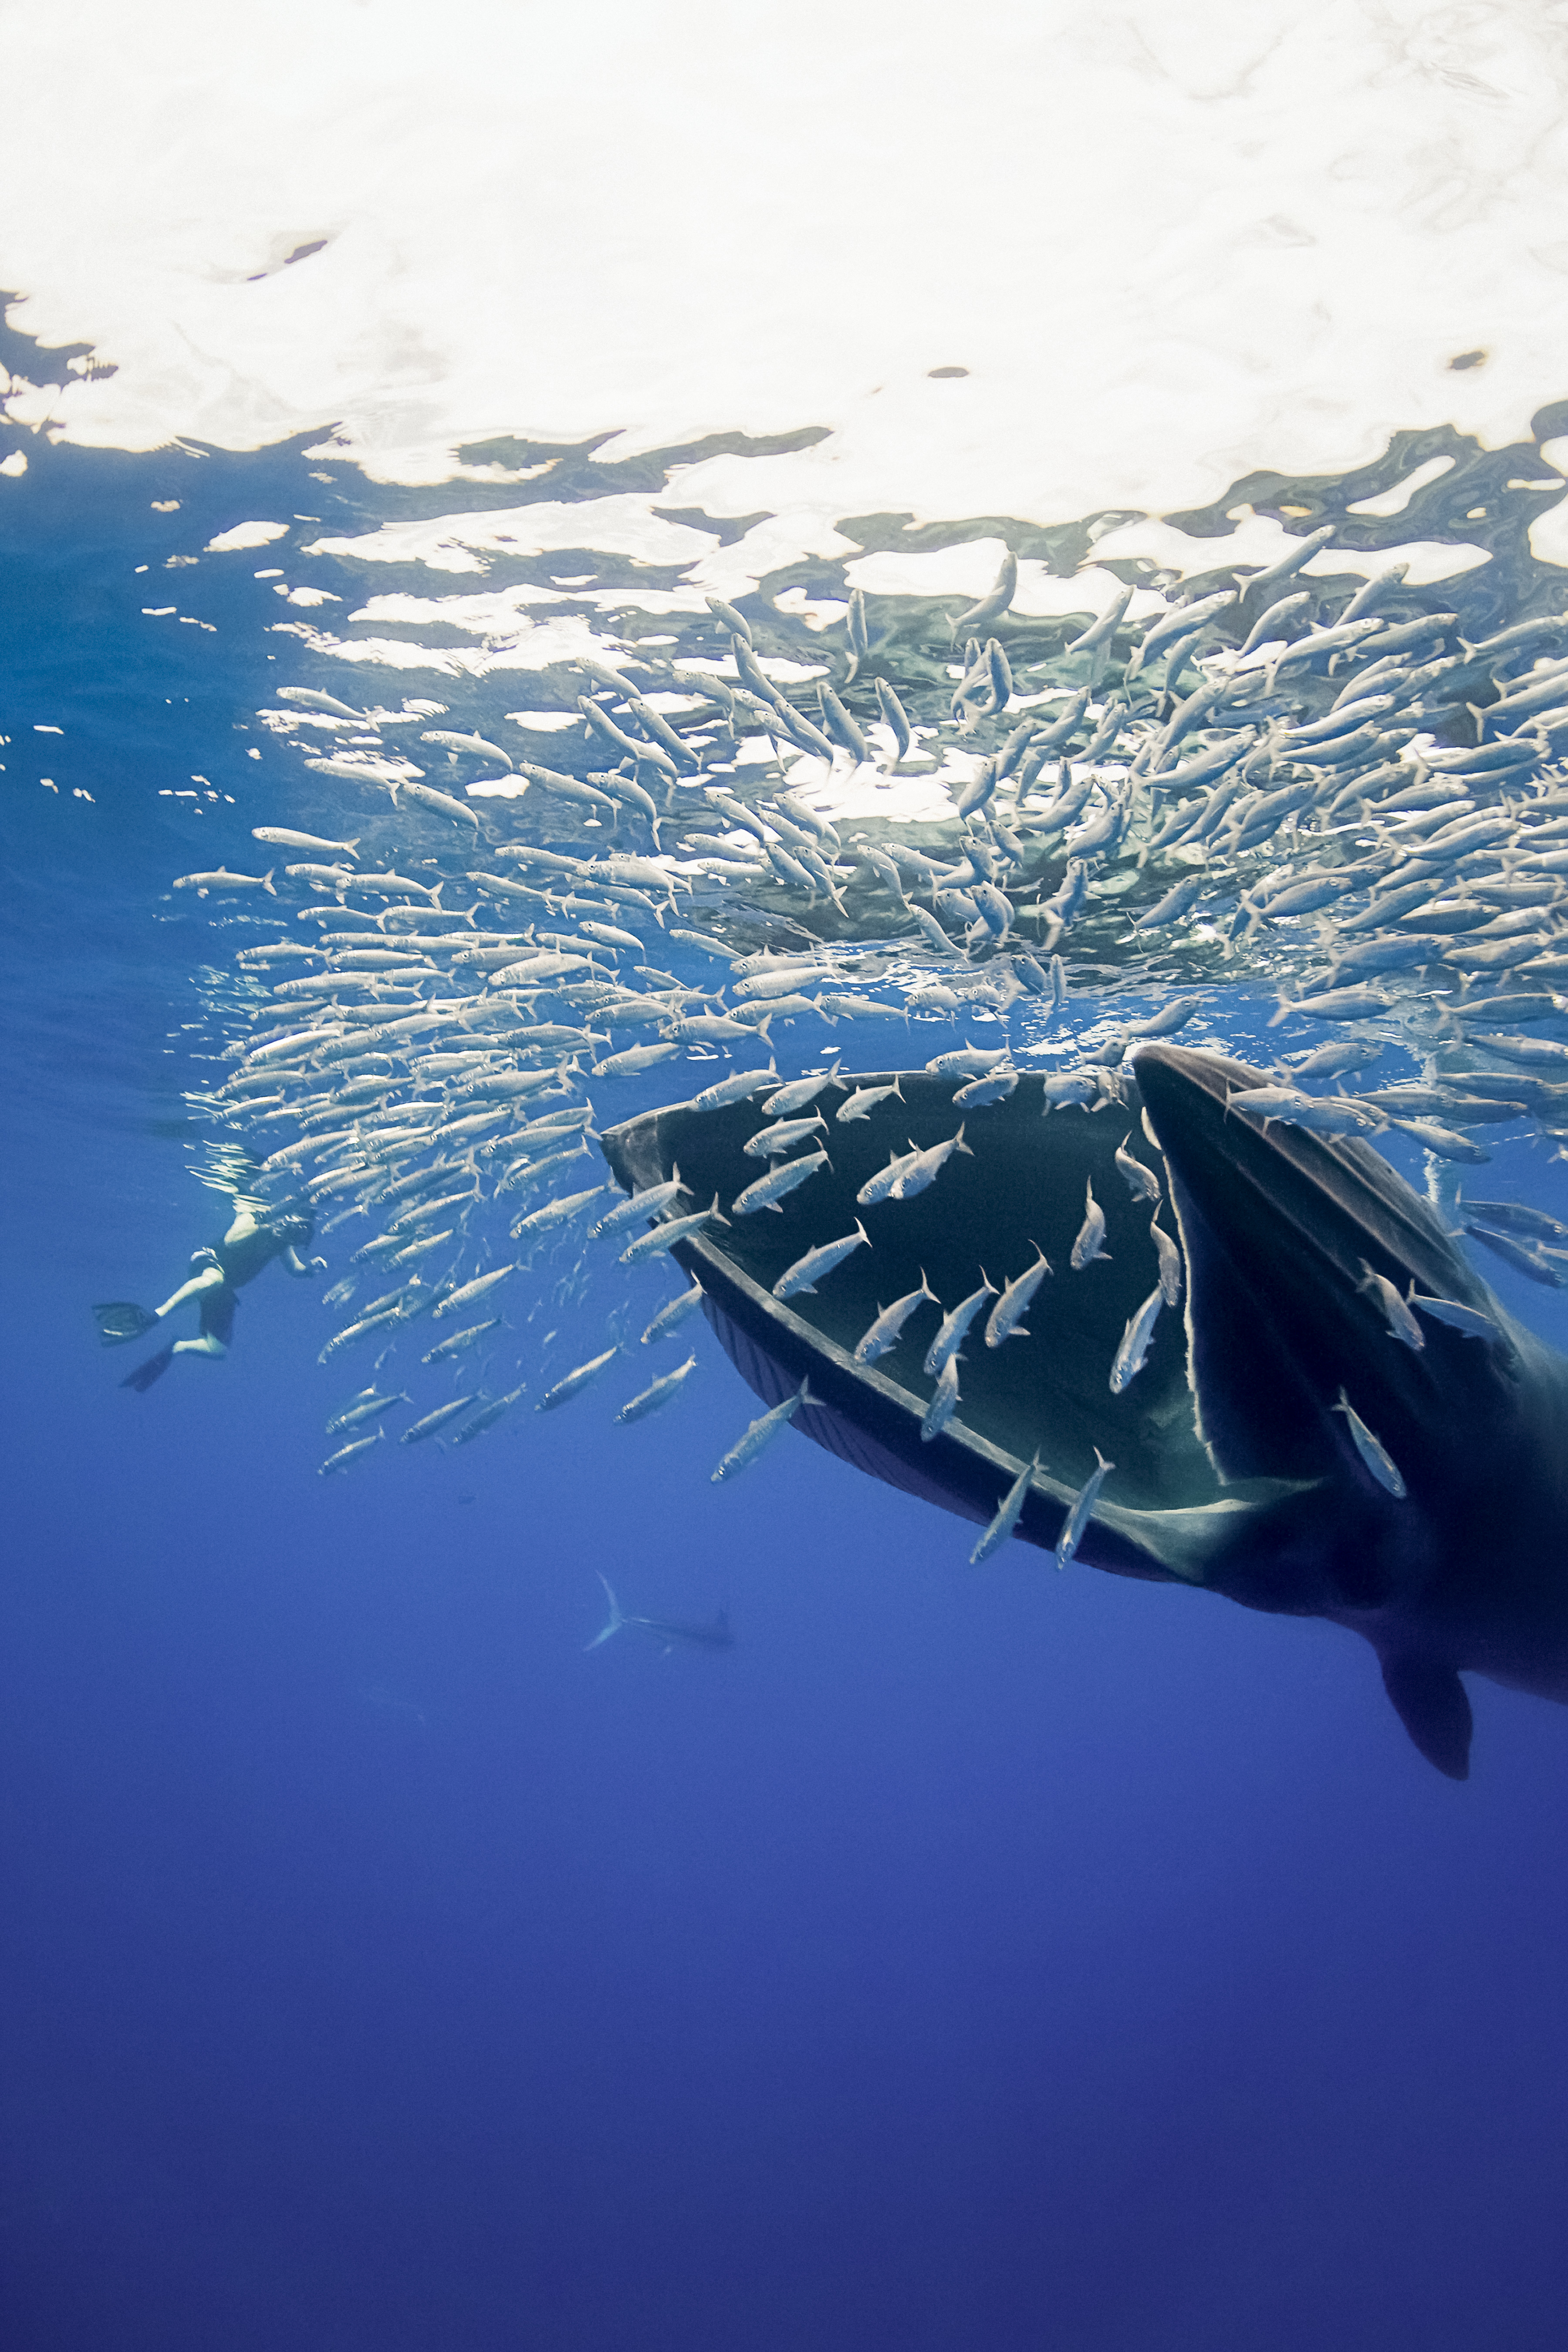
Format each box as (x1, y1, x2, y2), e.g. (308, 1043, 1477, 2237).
(709, 1193, 731, 1227)
(955, 1123, 972, 1156)
(430, 883, 443, 908)
(585, 1574, 624, 1651)
(262, 870, 277, 896)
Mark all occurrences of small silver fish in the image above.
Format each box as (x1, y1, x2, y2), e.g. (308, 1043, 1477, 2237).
(318, 1427, 387, 1476)
(615, 1353, 699, 1424)
(889, 1125, 973, 1202)
(925, 1280, 997, 1379)
(1109, 1286, 1164, 1395)
(389, 1230, 456, 1267)
(1358, 1262, 1425, 1350)
(1064, 584, 1134, 654)
(706, 594, 752, 645)
(511, 1184, 609, 1238)
(401, 779, 481, 828)
(1114, 1135, 1161, 1203)
(422, 727, 514, 768)
(620, 1196, 729, 1264)
(1406, 1288, 1499, 1342)
(920, 1354, 963, 1443)
(1268, 986, 1392, 1027)
(743, 1113, 828, 1160)
(1236, 522, 1335, 595)
(278, 686, 368, 721)
(324, 1389, 409, 1435)
(537, 1346, 619, 1410)
(984, 1248, 1052, 1346)
(1042, 1071, 1098, 1112)
(1070, 1180, 1111, 1269)
(174, 866, 276, 895)
(953, 1066, 1018, 1109)
(970, 1452, 1040, 1565)
(853, 1276, 938, 1365)
(253, 827, 361, 858)
(316, 1308, 406, 1362)
(640, 1282, 706, 1344)
(1055, 1449, 1114, 1570)
(857, 1143, 926, 1208)
(422, 1318, 503, 1362)
(875, 677, 912, 763)
(952, 550, 1017, 639)
(733, 1150, 832, 1217)
(710, 1377, 814, 1483)
(591, 1041, 681, 1079)
(837, 1079, 904, 1123)
(1389, 1119, 1491, 1165)
(430, 1265, 517, 1318)
(1150, 1217, 1183, 1306)
(1331, 1390, 1406, 1497)
(688, 1066, 778, 1112)
(772, 1223, 870, 1299)
(400, 1395, 479, 1445)
(926, 1047, 1010, 1078)
(591, 1169, 689, 1238)
(449, 1385, 527, 1445)
(761, 1066, 842, 1117)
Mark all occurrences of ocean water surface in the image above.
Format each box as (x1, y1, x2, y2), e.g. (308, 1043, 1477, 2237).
(5, 9, 1568, 2348)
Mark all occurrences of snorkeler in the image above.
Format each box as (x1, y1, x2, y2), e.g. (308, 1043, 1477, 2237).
(94, 1200, 325, 1391)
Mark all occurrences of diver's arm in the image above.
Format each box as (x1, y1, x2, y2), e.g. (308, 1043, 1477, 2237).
(280, 1245, 327, 1277)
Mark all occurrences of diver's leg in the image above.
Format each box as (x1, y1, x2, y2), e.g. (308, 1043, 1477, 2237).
(171, 1335, 229, 1360)
(153, 1265, 226, 1321)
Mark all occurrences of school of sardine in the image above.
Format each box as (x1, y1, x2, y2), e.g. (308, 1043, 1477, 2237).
(169, 502, 1568, 1561)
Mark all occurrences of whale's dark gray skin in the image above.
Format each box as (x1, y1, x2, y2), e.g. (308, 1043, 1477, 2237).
(600, 1046, 1568, 1777)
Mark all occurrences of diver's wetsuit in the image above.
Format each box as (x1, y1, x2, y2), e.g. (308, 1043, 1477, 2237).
(95, 1203, 323, 1391)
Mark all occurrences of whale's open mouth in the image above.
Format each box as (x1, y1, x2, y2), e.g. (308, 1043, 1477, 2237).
(602, 1046, 1557, 1778)
(599, 1057, 1308, 1587)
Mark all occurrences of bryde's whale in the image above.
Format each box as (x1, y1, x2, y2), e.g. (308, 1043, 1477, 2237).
(601, 1044, 1568, 1778)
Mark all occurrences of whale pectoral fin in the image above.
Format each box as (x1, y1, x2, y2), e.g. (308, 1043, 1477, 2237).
(1381, 1655, 1472, 1780)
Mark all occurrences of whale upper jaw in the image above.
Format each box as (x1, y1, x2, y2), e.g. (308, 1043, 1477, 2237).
(1133, 1041, 1568, 1775)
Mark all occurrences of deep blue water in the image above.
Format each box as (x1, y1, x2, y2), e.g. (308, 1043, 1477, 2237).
(5, 410, 1568, 2352)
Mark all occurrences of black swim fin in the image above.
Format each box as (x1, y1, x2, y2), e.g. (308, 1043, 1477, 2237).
(94, 1301, 159, 1347)
(121, 1344, 176, 1393)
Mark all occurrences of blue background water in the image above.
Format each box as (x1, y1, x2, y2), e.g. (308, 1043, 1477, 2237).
(5, 426, 1568, 2352)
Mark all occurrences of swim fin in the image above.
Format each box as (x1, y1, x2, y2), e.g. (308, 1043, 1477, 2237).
(121, 1344, 176, 1393)
(94, 1301, 159, 1346)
